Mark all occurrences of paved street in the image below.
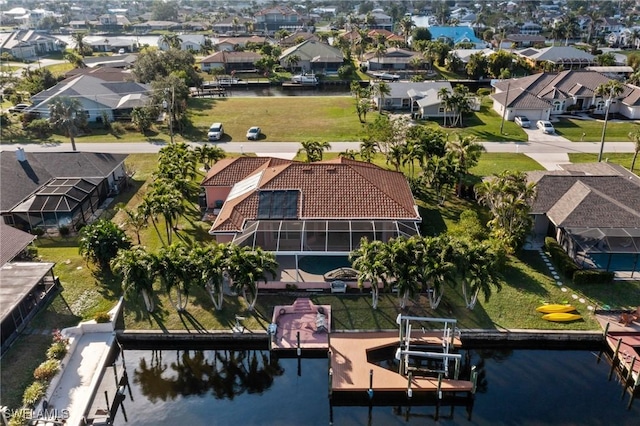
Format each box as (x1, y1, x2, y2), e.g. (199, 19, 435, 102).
(0, 140, 635, 156)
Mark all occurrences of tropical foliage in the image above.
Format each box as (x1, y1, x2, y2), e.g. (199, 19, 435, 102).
(78, 219, 131, 271)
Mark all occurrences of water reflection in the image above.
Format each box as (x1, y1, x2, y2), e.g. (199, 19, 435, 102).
(133, 349, 283, 402)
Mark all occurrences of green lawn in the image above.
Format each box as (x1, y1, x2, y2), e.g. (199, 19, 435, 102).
(554, 117, 640, 142)
(568, 153, 638, 172)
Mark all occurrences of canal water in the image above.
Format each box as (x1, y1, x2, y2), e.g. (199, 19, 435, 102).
(111, 348, 639, 425)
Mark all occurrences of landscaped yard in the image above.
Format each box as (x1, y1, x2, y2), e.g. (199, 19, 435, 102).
(554, 117, 640, 142)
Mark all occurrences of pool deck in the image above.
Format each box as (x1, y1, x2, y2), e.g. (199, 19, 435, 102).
(330, 331, 472, 394)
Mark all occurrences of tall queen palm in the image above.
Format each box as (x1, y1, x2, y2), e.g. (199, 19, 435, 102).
(48, 96, 83, 151)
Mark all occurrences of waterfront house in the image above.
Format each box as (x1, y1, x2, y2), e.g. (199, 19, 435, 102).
(201, 157, 421, 262)
(528, 163, 640, 277)
(215, 36, 271, 52)
(0, 149, 128, 232)
(200, 51, 262, 73)
(427, 26, 487, 48)
(211, 16, 255, 34)
(279, 40, 344, 75)
(158, 34, 207, 52)
(515, 46, 596, 70)
(362, 47, 424, 72)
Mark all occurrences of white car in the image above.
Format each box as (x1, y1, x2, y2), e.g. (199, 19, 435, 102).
(246, 126, 261, 140)
(514, 115, 531, 128)
(536, 120, 555, 134)
(207, 122, 224, 141)
(118, 48, 126, 54)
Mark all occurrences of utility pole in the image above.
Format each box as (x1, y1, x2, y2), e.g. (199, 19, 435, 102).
(163, 86, 175, 144)
(500, 81, 510, 135)
(598, 97, 611, 162)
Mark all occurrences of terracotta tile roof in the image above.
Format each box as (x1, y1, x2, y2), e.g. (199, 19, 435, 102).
(201, 157, 290, 187)
(206, 157, 419, 232)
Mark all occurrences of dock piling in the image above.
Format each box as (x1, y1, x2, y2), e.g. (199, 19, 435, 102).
(609, 338, 623, 380)
(297, 331, 301, 357)
(367, 369, 374, 400)
(407, 372, 413, 398)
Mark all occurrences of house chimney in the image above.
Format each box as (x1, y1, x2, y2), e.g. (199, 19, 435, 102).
(16, 147, 26, 162)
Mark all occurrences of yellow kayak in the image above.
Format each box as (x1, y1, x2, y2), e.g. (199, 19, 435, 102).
(536, 304, 576, 314)
(542, 313, 582, 322)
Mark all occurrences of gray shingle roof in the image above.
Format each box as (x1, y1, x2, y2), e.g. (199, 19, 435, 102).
(0, 151, 127, 212)
(0, 224, 35, 266)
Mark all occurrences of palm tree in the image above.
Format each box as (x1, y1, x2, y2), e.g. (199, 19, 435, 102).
(145, 180, 185, 245)
(118, 205, 147, 245)
(350, 238, 389, 309)
(629, 129, 640, 172)
(372, 81, 391, 112)
(284, 54, 301, 72)
(298, 140, 331, 162)
(191, 243, 231, 311)
(414, 236, 455, 309)
(111, 247, 158, 313)
(359, 139, 377, 162)
(437, 87, 451, 127)
(161, 33, 182, 50)
(194, 144, 225, 171)
(595, 80, 624, 161)
(385, 236, 422, 309)
(48, 96, 83, 151)
(449, 238, 502, 310)
(386, 144, 405, 172)
(71, 31, 87, 57)
(226, 246, 278, 311)
(447, 134, 486, 197)
(157, 243, 196, 312)
(399, 16, 414, 46)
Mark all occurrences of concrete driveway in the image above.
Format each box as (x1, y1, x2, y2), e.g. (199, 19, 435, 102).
(522, 126, 572, 143)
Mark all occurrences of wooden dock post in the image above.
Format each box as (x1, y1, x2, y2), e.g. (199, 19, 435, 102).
(623, 356, 636, 399)
(470, 365, 478, 394)
(367, 369, 374, 400)
(609, 338, 623, 380)
(598, 322, 611, 364)
(296, 331, 301, 356)
(629, 370, 640, 409)
(407, 372, 413, 398)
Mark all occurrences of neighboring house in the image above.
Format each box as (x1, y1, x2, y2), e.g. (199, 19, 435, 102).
(0, 30, 65, 60)
(97, 13, 131, 31)
(63, 66, 137, 81)
(450, 48, 493, 65)
(201, 157, 421, 263)
(279, 40, 344, 74)
(520, 22, 543, 35)
(200, 51, 262, 73)
(496, 34, 546, 49)
(279, 30, 319, 48)
(362, 47, 424, 72)
(528, 163, 640, 277)
(212, 16, 255, 34)
(255, 5, 303, 33)
(215, 36, 271, 51)
(491, 70, 640, 120)
(371, 81, 452, 113)
(516, 46, 596, 69)
(596, 17, 623, 35)
(427, 26, 487, 48)
(29, 72, 150, 122)
(87, 37, 138, 53)
(132, 21, 180, 32)
(357, 10, 394, 31)
(0, 149, 129, 232)
(585, 65, 634, 79)
(158, 34, 207, 52)
(0, 222, 60, 354)
(607, 28, 640, 48)
(79, 55, 137, 69)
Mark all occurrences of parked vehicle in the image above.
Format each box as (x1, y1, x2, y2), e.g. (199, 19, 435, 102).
(8, 103, 30, 113)
(514, 115, 531, 128)
(246, 126, 261, 140)
(207, 122, 224, 141)
(536, 120, 555, 134)
(118, 48, 126, 54)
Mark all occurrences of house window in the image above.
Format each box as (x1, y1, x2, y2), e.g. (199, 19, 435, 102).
(438, 107, 445, 113)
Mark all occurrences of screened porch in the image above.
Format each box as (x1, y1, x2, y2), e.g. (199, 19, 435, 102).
(232, 219, 420, 254)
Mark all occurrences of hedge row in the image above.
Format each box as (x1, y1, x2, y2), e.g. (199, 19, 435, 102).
(544, 237, 580, 278)
(573, 269, 615, 285)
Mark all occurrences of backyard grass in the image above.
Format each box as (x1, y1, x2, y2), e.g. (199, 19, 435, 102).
(554, 117, 640, 142)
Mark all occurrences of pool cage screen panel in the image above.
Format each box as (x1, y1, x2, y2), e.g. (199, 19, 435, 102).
(232, 220, 420, 252)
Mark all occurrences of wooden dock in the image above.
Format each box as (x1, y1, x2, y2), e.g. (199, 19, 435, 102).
(270, 298, 331, 353)
(330, 331, 473, 394)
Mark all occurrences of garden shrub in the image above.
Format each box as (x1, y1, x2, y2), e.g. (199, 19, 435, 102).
(573, 270, 615, 285)
(110, 121, 125, 136)
(33, 359, 60, 382)
(58, 225, 70, 236)
(25, 118, 52, 139)
(544, 237, 580, 278)
(47, 341, 68, 360)
(22, 381, 45, 408)
(32, 227, 45, 237)
(94, 311, 111, 323)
